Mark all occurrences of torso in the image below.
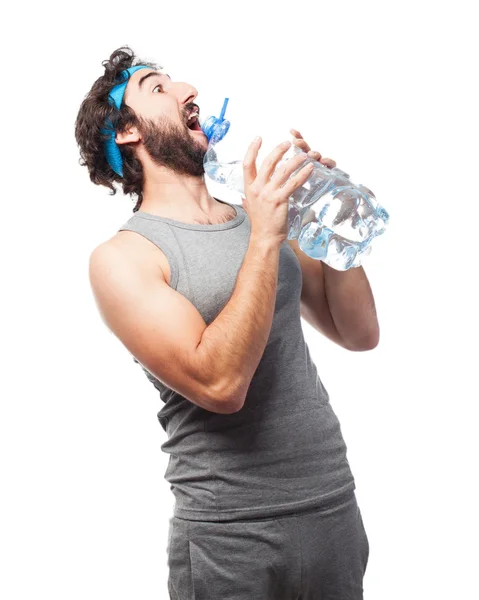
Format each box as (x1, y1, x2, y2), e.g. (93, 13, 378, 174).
(108, 202, 238, 286)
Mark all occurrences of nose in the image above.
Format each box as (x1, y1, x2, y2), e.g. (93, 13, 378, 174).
(171, 80, 198, 108)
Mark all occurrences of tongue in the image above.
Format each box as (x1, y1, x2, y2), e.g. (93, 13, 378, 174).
(188, 118, 201, 131)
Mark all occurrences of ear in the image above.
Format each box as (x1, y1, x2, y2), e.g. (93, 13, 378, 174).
(115, 126, 141, 146)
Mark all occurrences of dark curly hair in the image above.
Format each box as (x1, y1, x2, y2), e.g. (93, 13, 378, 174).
(74, 46, 160, 213)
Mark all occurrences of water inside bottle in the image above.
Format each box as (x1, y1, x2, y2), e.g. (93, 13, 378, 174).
(204, 160, 245, 194)
(200, 119, 389, 269)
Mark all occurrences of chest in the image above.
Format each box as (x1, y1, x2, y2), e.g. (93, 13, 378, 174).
(174, 235, 303, 326)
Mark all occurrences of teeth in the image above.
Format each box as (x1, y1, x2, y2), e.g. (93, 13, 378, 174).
(188, 111, 199, 121)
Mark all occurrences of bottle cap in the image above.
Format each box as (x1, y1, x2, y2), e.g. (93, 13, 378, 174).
(200, 98, 231, 143)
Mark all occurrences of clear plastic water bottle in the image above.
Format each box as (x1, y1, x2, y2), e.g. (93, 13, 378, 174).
(200, 99, 390, 271)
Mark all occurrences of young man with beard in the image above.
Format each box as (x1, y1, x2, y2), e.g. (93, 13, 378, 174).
(75, 46, 379, 599)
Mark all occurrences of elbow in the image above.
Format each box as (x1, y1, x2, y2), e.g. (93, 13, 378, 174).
(344, 329, 380, 352)
(210, 400, 242, 415)
(210, 396, 245, 415)
(207, 377, 247, 414)
(219, 389, 247, 414)
(224, 378, 249, 412)
(221, 401, 245, 414)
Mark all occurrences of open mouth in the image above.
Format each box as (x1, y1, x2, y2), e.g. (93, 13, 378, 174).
(186, 110, 202, 132)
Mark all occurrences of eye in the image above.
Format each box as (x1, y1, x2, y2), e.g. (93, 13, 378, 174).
(153, 84, 163, 93)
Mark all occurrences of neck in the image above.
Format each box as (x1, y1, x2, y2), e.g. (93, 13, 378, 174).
(140, 168, 217, 218)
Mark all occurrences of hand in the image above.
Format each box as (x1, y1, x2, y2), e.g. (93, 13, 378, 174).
(290, 129, 337, 169)
(242, 138, 314, 246)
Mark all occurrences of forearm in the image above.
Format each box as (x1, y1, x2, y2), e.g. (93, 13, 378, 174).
(322, 263, 379, 351)
(197, 236, 281, 408)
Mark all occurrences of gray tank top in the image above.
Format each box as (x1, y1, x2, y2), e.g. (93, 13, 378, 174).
(118, 199, 355, 521)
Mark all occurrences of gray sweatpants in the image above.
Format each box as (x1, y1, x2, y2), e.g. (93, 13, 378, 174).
(166, 490, 370, 599)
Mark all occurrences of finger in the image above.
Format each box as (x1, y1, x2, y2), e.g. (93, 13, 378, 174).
(292, 138, 311, 153)
(281, 161, 315, 198)
(308, 150, 322, 160)
(320, 157, 336, 168)
(290, 128, 303, 139)
(256, 140, 292, 187)
(243, 136, 262, 188)
(270, 152, 309, 188)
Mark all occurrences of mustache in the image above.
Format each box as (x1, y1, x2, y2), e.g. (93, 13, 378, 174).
(184, 102, 200, 121)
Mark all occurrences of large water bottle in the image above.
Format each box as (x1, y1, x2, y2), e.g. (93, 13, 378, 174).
(200, 99, 390, 271)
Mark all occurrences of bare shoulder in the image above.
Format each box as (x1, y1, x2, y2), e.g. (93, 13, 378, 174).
(92, 230, 171, 285)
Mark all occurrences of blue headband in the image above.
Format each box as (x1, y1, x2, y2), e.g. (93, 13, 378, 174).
(101, 65, 151, 177)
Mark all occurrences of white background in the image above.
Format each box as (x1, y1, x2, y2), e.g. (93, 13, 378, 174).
(1, 0, 478, 598)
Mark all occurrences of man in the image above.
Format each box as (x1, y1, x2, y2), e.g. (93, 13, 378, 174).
(75, 45, 379, 599)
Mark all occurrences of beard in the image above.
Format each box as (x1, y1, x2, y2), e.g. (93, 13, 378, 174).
(137, 114, 206, 178)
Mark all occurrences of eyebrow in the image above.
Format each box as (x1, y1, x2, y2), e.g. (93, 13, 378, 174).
(138, 71, 171, 91)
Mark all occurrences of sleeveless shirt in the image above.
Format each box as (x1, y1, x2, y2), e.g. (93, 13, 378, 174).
(118, 198, 356, 522)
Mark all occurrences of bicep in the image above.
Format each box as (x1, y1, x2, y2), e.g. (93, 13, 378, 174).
(88, 244, 228, 411)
